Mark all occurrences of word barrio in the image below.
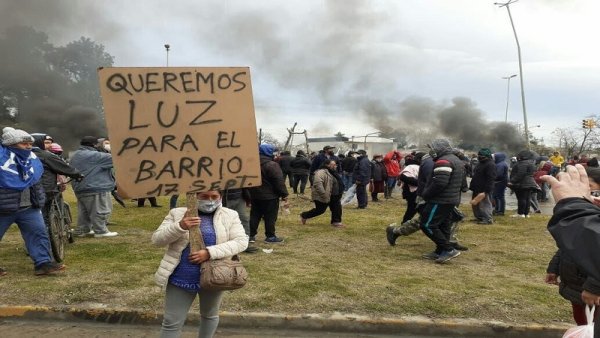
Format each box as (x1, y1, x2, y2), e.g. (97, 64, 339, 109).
(97, 67, 261, 198)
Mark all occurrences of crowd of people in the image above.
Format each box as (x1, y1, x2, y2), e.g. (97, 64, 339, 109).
(4, 123, 600, 336)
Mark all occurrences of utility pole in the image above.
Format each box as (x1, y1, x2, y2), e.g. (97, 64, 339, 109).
(495, 0, 529, 149)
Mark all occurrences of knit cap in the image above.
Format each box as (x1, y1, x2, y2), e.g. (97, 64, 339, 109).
(478, 148, 493, 158)
(2, 127, 34, 146)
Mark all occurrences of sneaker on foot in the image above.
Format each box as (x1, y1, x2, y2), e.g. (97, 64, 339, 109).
(94, 231, 119, 238)
(264, 236, 284, 244)
(421, 251, 439, 260)
(510, 214, 525, 218)
(249, 236, 256, 243)
(331, 222, 346, 228)
(386, 225, 400, 246)
(476, 220, 493, 225)
(452, 243, 469, 251)
(76, 230, 95, 237)
(435, 249, 461, 264)
(34, 262, 66, 276)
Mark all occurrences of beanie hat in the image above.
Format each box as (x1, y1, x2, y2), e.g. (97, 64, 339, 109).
(80, 136, 98, 147)
(49, 143, 63, 154)
(478, 148, 492, 158)
(2, 127, 34, 146)
(296, 150, 305, 156)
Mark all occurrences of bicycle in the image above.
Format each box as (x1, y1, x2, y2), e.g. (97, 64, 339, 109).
(46, 181, 75, 263)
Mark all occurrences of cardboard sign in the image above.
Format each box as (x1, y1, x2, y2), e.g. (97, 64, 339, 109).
(97, 67, 260, 198)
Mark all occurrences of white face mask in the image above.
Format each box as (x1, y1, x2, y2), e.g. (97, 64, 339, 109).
(197, 199, 221, 213)
(103, 144, 111, 152)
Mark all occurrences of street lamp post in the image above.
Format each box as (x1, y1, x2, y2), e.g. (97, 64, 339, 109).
(502, 74, 517, 122)
(164, 44, 170, 66)
(495, 0, 529, 148)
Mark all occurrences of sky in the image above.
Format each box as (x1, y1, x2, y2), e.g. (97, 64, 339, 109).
(2, 0, 599, 146)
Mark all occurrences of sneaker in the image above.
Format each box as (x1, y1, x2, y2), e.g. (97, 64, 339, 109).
(244, 246, 259, 254)
(524, 214, 531, 218)
(300, 216, 307, 225)
(34, 262, 66, 276)
(76, 230, 95, 237)
(476, 220, 493, 225)
(435, 249, 461, 264)
(249, 236, 256, 243)
(386, 225, 399, 246)
(331, 222, 346, 228)
(264, 236, 284, 244)
(510, 214, 525, 218)
(421, 251, 439, 260)
(534, 210, 542, 214)
(452, 243, 469, 251)
(94, 231, 119, 238)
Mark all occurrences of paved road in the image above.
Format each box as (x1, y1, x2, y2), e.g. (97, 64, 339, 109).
(0, 319, 451, 338)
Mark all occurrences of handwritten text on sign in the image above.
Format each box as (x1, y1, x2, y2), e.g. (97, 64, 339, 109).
(98, 67, 260, 198)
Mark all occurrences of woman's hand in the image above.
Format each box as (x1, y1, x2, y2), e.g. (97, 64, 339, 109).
(179, 216, 200, 230)
(188, 249, 211, 264)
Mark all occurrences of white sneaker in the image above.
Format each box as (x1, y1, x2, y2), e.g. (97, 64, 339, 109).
(94, 231, 119, 238)
(510, 214, 525, 218)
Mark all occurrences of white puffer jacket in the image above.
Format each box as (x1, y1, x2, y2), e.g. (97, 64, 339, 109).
(151, 206, 249, 289)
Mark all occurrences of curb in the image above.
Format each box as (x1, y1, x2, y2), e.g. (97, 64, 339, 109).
(0, 306, 570, 337)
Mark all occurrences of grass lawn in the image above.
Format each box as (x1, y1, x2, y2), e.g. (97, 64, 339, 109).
(0, 188, 571, 327)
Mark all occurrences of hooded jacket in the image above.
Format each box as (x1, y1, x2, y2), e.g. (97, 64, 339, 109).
(250, 144, 289, 200)
(493, 152, 509, 186)
(421, 139, 464, 205)
(31, 134, 82, 194)
(383, 150, 402, 177)
(509, 150, 537, 190)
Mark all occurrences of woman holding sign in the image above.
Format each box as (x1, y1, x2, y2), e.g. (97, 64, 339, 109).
(152, 190, 248, 338)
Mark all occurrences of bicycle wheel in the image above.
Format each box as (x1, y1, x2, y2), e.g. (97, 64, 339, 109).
(48, 207, 66, 263)
(62, 202, 75, 244)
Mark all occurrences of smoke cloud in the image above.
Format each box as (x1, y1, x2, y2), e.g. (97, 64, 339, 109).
(0, 1, 527, 152)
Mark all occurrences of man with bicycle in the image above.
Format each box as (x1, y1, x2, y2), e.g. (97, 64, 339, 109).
(31, 134, 83, 237)
(0, 127, 65, 276)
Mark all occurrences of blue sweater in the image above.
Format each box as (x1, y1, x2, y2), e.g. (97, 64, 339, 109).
(168, 213, 217, 292)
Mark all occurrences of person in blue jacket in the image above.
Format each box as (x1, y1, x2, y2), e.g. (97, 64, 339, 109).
(0, 127, 65, 276)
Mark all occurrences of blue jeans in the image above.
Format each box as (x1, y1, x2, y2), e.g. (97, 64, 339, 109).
(493, 183, 507, 214)
(386, 177, 397, 190)
(342, 173, 353, 191)
(0, 207, 53, 267)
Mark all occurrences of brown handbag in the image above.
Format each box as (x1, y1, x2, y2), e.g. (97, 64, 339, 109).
(200, 254, 248, 291)
(185, 195, 248, 291)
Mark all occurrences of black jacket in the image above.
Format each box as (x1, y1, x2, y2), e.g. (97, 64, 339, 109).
(352, 155, 372, 184)
(371, 161, 387, 181)
(341, 156, 357, 173)
(250, 155, 289, 200)
(548, 197, 600, 295)
(0, 183, 45, 214)
(278, 154, 293, 173)
(509, 150, 537, 190)
(547, 250, 587, 305)
(469, 157, 496, 194)
(290, 154, 311, 176)
(32, 148, 82, 194)
(422, 152, 464, 205)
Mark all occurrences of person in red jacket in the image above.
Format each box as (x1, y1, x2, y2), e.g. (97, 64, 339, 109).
(383, 150, 402, 199)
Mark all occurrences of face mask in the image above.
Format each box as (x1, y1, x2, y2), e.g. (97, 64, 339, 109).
(375, 159, 382, 162)
(197, 199, 221, 213)
(104, 144, 111, 152)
